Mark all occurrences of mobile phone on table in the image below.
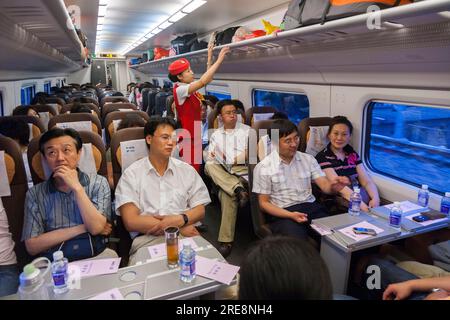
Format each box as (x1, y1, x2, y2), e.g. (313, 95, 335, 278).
(352, 227, 377, 236)
(413, 214, 430, 222)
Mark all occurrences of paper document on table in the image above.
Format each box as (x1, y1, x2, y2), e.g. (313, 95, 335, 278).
(196, 256, 239, 285)
(384, 201, 428, 215)
(89, 288, 124, 300)
(147, 238, 199, 259)
(310, 223, 333, 236)
(69, 258, 121, 278)
(338, 221, 384, 242)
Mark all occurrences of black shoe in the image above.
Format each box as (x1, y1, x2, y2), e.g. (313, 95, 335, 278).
(195, 224, 208, 233)
(235, 187, 249, 208)
(218, 242, 233, 258)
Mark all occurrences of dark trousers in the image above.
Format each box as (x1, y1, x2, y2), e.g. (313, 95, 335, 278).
(361, 257, 426, 300)
(268, 202, 329, 241)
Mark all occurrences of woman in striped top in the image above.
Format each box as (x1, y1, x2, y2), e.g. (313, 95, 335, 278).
(315, 116, 380, 212)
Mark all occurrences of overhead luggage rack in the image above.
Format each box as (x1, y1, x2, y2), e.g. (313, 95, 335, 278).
(131, 0, 450, 80)
(0, 0, 88, 80)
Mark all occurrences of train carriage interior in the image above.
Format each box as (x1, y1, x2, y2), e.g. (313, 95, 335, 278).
(0, 0, 449, 302)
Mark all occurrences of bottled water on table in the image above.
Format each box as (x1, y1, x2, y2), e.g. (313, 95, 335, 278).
(179, 243, 196, 283)
(348, 187, 361, 216)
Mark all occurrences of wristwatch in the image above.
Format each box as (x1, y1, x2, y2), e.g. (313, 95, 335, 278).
(181, 213, 189, 227)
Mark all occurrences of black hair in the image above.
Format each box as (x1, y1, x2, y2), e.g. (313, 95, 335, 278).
(71, 103, 92, 114)
(328, 116, 353, 135)
(39, 128, 82, 155)
(0, 118, 30, 147)
(144, 116, 177, 137)
(268, 119, 298, 140)
(203, 95, 219, 106)
(117, 114, 146, 131)
(239, 236, 333, 300)
(168, 73, 179, 83)
(270, 111, 288, 120)
(216, 99, 235, 114)
(231, 99, 245, 113)
(12, 105, 39, 117)
(111, 92, 124, 97)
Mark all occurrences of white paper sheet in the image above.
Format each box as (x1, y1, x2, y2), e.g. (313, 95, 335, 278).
(120, 139, 148, 172)
(305, 126, 329, 156)
(56, 121, 92, 132)
(196, 256, 240, 285)
(69, 258, 121, 278)
(338, 221, 384, 242)
(253, 113, 274, 123)
(89, 288, 124, 300)
(112, 119, 122, 132)
(384, 201, 428, 215)
(0, 151, 12, 197)
(78, 143, 97, 175)
(38, 112, 50, 130)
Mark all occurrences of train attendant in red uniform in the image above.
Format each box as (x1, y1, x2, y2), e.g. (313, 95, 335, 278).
(168, 46, 230, 172)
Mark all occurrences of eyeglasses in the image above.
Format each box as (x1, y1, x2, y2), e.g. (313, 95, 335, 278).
(152, 134, 177, 142)
(222, 110, 238, 116)
(281, 136, 300, 145)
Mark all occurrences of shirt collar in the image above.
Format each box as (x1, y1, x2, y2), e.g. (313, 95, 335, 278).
(146, 157, 176, 176)
(48, 168, 89, 194)
(271, 150, 302, 167)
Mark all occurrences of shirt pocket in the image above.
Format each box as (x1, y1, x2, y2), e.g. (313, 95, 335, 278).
(290, 170, 311, 192)
(271, 175, 287, 192)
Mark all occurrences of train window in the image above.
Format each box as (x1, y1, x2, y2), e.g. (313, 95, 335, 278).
(44, 81, 51, 94)
(0, 91, 4, 116)
(21, 84, 36, 105)
(206, 91, 231, 101)
(252, 89, 310, 125)
(366, 101, 450, 195)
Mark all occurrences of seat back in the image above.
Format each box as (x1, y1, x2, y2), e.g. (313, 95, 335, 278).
(1, 116, 45, 141)
(245, 106, 277, 126)
(297, 117, 333, 154)
(60, 103, 101, 119)
(104, 111, 149, 146)
(48, 113, 102, 136)
(0, 135, 31, 267)
(28, 131, 107, 185)
(68, 96, 99, 106)
(248, 120, 276, 239)
(101, 103, 138, 123)
(101, 96, 129, 108)
(110, 127, 146, 189)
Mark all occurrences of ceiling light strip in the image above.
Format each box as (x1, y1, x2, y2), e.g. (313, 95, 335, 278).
(121, 0, 207, 55)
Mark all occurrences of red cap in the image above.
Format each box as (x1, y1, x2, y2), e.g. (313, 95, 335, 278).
(168, 58, 190, 75)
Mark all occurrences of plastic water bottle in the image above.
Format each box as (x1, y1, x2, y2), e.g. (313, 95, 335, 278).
(18, 263, 50, 300)
(179, 243, 196, 283)
(51, 251, 69, 294)
(389, 202, 403, 229)
(348, 187, 362, 216)
(441, 192, 450, 216)
(417, 184, 429, 208)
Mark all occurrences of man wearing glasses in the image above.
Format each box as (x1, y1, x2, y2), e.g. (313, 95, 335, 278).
(115, 117, 210, 265)
(204, 100, 250, 257)
(252, 119, 349, 241)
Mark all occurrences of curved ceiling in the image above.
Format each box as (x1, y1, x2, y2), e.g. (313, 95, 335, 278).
(87, 0, 289, 54)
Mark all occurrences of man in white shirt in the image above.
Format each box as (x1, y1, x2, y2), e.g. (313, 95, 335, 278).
(253, 119, 349, 240)
(0, 198, 18, 297)
(115, 117, 211, 265)
(205, 100, 250, 257)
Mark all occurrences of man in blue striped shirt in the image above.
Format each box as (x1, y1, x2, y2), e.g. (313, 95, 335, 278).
(22, 128, 115, 260)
